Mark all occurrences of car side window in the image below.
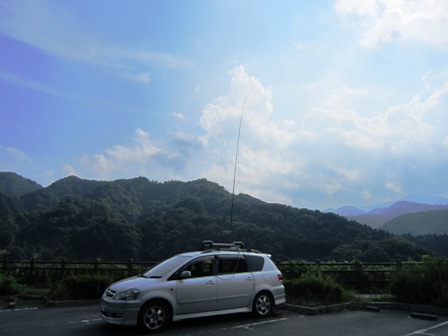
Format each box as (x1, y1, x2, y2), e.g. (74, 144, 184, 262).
(218, 256, 248, 274)
(183, 256, 215, 278)
(245, 255, 265, 272)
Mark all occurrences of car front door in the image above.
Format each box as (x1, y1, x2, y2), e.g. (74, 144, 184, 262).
(175, 256, 217, 315)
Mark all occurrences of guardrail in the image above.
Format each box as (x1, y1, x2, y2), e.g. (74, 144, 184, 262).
(280, 260, 407, 291)
(1, 258, 159, 285)
(0, 258, 426, 290)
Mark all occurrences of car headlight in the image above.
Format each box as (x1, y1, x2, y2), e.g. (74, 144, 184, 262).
(113, 288, 140, 301)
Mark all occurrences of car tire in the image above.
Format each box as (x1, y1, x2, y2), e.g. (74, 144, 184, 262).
(138, 300, 172, 333)
(253, 292, 273, 317)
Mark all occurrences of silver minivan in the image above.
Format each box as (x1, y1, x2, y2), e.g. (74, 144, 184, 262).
(100, 241, 286, 333)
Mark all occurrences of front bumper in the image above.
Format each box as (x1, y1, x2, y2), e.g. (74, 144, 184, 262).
(100, 296, 141, 326)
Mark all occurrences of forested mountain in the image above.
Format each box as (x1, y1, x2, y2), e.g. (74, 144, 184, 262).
(0, 172, 42, 197)
(380, 209, 448, 235)
(0, 172, 446, 262)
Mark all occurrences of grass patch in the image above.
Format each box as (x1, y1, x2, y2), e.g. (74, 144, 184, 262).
(49, 274, 113, 300)
(0, 274, 22, 295)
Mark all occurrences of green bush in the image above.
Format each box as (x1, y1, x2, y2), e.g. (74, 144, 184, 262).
(50, 274, 113, 300)
(390, 257, 448, 307)
(284, 272, 346, 306)
(0, 274, 20, 295)
(281, 260, 316, 279)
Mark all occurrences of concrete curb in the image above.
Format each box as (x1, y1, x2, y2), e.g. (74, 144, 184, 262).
(283, 301, 448, 317)
(43, 297, 100, 307)
(368, 301, 448, 316)
(283, 302, 352, 315)
(2, 295, 100, 308)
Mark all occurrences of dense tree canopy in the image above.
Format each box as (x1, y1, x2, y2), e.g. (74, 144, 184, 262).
(0, 173, 445, 262)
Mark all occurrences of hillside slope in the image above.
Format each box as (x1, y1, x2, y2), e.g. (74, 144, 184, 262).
(0, 172, 440, 261)
(0, 172, 42, 197)
(381, 209, 448, 235)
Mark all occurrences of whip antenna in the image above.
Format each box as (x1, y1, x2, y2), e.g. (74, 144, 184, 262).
(229, 92, 248, 240)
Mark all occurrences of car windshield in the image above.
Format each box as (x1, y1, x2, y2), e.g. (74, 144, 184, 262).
(142, 255, 190, 278)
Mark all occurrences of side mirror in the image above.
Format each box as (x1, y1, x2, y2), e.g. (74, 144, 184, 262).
(180, 270, 191, 279)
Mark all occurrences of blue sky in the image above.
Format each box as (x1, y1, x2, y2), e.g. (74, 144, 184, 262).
(1, 0, 448, 210)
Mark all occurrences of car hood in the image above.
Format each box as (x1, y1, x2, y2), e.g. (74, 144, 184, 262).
(109, 276, 163, 291)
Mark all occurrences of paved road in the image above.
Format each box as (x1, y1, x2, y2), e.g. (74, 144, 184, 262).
(1, 301, 448, 336)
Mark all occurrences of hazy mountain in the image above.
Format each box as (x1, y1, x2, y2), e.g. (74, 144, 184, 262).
(326, 198, 448, 229)
(370, 201, 448, 218)
(402, 194, 448, 205)
(326, 205, 365, 217)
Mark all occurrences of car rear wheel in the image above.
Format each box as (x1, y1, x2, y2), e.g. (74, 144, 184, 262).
(138, 300, 172, 333)
(253, 292, 273, 317)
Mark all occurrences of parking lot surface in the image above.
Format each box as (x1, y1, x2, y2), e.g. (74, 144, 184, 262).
(1, 301, 447, 336)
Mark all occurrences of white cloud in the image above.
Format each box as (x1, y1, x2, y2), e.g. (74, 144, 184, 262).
(134, 72, 151, 84)
(5, 146, 31, 162)
(302, 69, 448, 157)
(63, 164, 76, 176)
(197, 65, 448, 207)
(80, 128, 161, 179)
(0, 0, 189, 82)
(200, 66, 297, 151)
(173, 112, 186, 121)
(443, 136, 448, 150)
(386, 181, 402, 194)
(194, 85, 200, 94)
(334, 0, 448, 49)
(197, 66, 307, 203)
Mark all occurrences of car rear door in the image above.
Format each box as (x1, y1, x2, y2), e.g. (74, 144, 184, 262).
(216, 255, 254, 310)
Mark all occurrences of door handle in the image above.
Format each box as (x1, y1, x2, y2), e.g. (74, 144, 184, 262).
(206, 281, 215, 285)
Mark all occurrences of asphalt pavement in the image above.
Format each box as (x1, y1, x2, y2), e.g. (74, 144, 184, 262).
(1, 297, 448, 336)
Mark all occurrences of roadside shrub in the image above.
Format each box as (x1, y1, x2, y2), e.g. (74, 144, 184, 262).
(390, 257, 448, 307)
(50, 274, 113, 300)
(0, 274, 20, 295)
(284, 272, 346, 306)
(281, 260, 317, 279)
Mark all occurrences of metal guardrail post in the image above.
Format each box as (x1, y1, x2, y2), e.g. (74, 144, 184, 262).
(94, 259, 100, 274)
(128, 259, 134, 277)
(28, 258, 35, 284)
(60, 258, 66, 278)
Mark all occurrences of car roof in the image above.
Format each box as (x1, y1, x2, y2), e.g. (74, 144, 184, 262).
(175, 241, 269, 259)
(177, 250, 268, 258)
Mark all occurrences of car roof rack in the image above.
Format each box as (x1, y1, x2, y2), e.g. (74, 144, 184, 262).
(200, 240, 261, 253)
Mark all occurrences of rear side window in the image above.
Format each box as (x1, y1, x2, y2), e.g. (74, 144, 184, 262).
(218, 256, 248, 274)
(245, 255, 265, 272)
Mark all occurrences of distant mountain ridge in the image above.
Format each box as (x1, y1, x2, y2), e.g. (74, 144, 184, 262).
(325, 196, 448, 233)
(325, 194, 448, 215)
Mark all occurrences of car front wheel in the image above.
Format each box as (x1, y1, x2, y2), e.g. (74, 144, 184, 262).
(138, 300, 172, 333)
(253, 292, 273, 317)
